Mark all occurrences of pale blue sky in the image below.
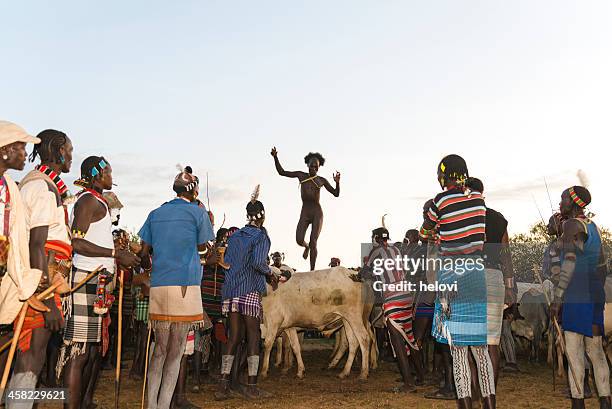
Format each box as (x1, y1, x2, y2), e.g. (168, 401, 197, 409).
(2, 1, 611, 269)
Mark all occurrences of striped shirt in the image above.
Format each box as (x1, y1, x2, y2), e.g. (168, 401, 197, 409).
(221, 225, 271, 300)
(423, 187, 486, 255)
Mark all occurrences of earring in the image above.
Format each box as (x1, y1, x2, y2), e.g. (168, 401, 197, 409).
(2, 155, 7, 160)
(60, 156, 65, 164)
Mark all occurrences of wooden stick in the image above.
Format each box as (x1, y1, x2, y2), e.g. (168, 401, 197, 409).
(70, 265, 103, 294)
(141, 326, 152, 409)
(0, 265, 104, 355)
(115, 269, 125, 409)
(532, 266, 582, 396)
(0, 281, 62, 393)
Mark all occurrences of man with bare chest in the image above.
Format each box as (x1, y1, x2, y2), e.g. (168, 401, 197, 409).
(271, 147, 340, 271)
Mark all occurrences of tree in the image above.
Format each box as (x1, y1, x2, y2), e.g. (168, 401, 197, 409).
(509, 221, 612, 282)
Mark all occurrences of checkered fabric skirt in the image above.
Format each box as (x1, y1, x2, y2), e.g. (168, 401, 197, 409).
(432, 257, 488, 346)
(134, 297, 149, 322)
(222, 292, 262, 320)
(63, 267, 104, 343)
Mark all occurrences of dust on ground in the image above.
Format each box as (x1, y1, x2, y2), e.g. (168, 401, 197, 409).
(40, 339, 598, 409)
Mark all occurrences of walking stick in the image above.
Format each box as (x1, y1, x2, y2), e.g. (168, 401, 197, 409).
(115, 269, 125, 409)
(0, 265, 104, 355)
(532, 266, 582, 396)
(141, 326, 152, 409)
(0, 281, 62, 396)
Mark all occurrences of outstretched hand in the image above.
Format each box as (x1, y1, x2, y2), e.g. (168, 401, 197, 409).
(333, 171, 341, 183)
(271, 147, 278, 157)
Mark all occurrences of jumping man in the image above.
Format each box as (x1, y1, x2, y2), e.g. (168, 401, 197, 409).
(271, 147, 340, 270)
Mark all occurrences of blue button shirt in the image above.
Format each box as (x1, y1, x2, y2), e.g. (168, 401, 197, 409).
(222, 225, 271, 300)
(139, 198, 215, 287)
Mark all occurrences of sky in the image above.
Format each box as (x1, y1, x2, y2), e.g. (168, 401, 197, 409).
(2, 1, 611, 270)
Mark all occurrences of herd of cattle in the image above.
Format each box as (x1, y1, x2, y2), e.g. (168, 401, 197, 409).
(259, 266, 612, 380)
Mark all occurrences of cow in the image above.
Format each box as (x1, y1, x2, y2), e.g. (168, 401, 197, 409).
(261, 266, 374, 380)
(512, 289, 549, 362)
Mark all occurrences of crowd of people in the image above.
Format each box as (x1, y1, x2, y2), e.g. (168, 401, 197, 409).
(0, 120, 610, 409)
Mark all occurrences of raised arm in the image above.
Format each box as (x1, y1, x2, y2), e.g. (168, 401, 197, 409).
(271, 147, 302, 178)
(322, 172, 341, 197)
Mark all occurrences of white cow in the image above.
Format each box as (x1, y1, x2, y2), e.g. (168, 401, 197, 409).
(261, 266, 374, 380)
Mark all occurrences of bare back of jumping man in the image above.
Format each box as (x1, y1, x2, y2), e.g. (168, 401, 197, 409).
(271, 147, 340, 271)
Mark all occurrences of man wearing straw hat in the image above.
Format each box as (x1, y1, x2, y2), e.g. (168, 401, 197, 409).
(0, 120, 47, 384)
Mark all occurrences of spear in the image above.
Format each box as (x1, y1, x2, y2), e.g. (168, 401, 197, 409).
(0, 266, 103, 355)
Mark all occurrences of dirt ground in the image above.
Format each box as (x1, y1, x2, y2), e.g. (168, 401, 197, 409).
(39, 339, 601, 409)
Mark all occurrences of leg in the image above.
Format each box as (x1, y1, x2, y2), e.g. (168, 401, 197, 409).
(450, 345, 472, 408)
(328, 328, 348, 369)
(45, 332, 62, 387)
(215, 312, 246, 400)
(242, 315, 271, 399)
(8, 328, 52, 408)
(565, 331, 586, 401)
(295, 211, 311, 260)
(274, 336, 283, 369)
(156, 324, 189, 409)
(62, 344, 91, 409)
(82, 344, 102, 409)
(307, 210, 323, 271)
(584, 335, 610, 406)
(488, 345, 501, 387)
(500, 319, 518, 371)
(470, 345, 496, 407)
(387, 324, 415, 392)
(286, 328, 305, 378)
(338, 322, 359, 379)
(148, 327, 171, 409)
(130, 321, 144, 379)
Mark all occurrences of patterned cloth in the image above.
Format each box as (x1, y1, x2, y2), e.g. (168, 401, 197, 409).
(222, 225, 271, 300)
(18, 293, 63, 352)
(202, 265, 225, 321)
(63, 267, 107, 343)
(485, 268, 504, 345)
(383, 293, 417, 350)
(415, 303, 435, 318)
(432, 256, 487, 346)
(424, 187, 486, 256)
(222, 291, 262, 320)
(135, 296, 150, 322)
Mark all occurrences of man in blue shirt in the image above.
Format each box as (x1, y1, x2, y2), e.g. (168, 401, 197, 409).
(215, 186, 278, 401)
(139, 166, 214, 409)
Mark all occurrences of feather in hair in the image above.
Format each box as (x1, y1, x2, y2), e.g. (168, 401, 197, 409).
(381, 214, 388, 229)
(250, 184, 261, 204)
